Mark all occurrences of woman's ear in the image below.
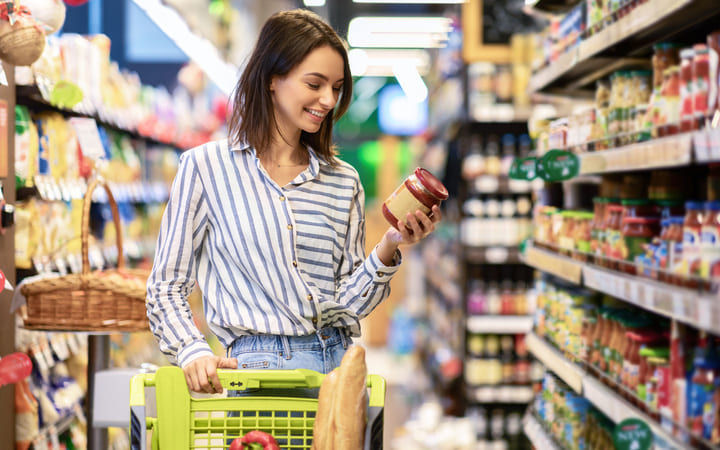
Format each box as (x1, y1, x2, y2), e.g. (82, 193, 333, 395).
(269, 76, 276, 92)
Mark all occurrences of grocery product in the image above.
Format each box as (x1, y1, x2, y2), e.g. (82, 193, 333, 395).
(382, 168, 448, 230)
(332, 346, 367, 450)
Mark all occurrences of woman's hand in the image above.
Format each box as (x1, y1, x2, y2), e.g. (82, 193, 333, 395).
(377, 205, 442, 265)
(183, 355, 238, 394)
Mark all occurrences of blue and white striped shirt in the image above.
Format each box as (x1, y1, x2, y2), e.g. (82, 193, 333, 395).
(146, 139, 400, 367)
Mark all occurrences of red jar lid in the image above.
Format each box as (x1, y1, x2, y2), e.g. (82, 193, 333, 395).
(415, 168, 448, 200)
(622, 217, 660, 224)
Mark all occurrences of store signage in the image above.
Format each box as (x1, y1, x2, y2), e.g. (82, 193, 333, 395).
(508, 156, 537, 181)
(49, 80, 83, 109)
(612, 418, 653, 450)
(540, 149, 579, 182)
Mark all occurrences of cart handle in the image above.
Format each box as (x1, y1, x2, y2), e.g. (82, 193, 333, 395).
(367, 374, 386, 408)
(215, 368, 325, 390)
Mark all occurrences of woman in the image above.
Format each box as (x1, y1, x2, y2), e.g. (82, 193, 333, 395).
(146, 9, 441, 394)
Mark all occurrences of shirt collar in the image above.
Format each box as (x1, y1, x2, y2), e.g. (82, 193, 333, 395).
(230, 139, 329, 167)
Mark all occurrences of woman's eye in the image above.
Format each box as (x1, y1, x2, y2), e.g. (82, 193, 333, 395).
(307, 83, 319, 89)
(333, 86, 342, 92)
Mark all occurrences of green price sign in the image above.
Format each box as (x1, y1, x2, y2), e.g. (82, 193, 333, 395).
(50, 80, 84, 109)
(612, 418, 653, 450)
(509, 156, 538, 181)
(539, 149, 580, 182)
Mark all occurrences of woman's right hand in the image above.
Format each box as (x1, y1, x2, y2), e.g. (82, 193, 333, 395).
(183, 355, 238, 394)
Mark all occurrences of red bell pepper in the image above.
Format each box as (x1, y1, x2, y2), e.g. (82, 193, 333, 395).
(228, 430, 280, 450)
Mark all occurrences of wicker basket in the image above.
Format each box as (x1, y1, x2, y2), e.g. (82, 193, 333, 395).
(21, 178, 150, 332)
(0, 24, 45, 67)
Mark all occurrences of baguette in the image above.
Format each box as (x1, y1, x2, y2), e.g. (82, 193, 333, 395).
(312, 369, 339, 450)
(333, 346, 367, 450)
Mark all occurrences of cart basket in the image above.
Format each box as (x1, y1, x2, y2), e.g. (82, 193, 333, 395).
(129, 366, 385, 450)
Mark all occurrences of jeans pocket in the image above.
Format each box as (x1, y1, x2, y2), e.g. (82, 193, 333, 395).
(235, 352, 281, 370)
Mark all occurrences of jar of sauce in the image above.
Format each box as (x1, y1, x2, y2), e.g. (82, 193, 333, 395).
(700, 200, 720, 281)
(622, 198, 658, 219)
(658, 66, 681, 137)
(707, 31, 720, 118)
(665, 216, 685, 285)
(621, 217, 661, 275)
(680, 48, 696, 132)
(693, 44, 711, 126)
(652, 43, 681, 91)
(605, 204, 625, 269)
(683, 201, 705, 286)
(591, 197, 608, 260)
(382, 168, 448, 230)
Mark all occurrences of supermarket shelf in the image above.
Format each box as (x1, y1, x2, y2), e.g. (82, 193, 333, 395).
(523, 245, 583, 284)
(582, 265, 720, 336)
(467, 385, 534, 404)
(579, 133, 693, 174)
(526, 332, 584, 393)
(16, 85, 175, 148)
(582, 376, 682, 449)
(463, 246, 522, 264)
(529, 0, 720, 94)
(527, 335, 695, 450)
(525, 243, 720, 335)
(522, 411, 563, 450)
(470, 175, 533, 194)
(467, 315, 533, 334)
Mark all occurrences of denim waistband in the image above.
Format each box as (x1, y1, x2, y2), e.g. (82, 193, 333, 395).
(227, 327, 349, 360)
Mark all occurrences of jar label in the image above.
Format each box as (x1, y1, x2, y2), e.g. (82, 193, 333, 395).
(384, 183, 429, 224)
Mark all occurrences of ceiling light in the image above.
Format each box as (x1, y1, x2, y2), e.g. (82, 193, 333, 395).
(131, 0, 238, 96)
(349, 48, 430, 77)
(392, 62, 428, 103)
(304, 0, 326, 6)
(348, 16, 452, 48)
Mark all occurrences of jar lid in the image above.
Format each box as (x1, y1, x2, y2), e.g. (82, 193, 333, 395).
(705, 200, 720, 211)
(655, 198, 684, 206)
(607, 205, 625, 213)
(680, 48, 695, 59)
(414, 168, 448, 200)
(621, 198, 653, 206)
(685, 200, 705, 211)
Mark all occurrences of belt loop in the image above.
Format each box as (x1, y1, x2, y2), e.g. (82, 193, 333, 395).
(339, 328, 349, 349)
(280, 335, 292, 360)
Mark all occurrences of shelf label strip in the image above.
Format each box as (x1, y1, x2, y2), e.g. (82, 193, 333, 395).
(525, 246, 583, 284)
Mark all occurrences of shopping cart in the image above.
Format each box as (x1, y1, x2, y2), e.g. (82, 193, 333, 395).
(129, 366, 385, 449)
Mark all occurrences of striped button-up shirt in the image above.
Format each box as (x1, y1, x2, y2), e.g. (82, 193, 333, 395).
(146, 139, 400, 367)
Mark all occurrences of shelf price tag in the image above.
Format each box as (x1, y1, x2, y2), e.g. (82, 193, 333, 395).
(613, 418, 653, 450)
(672, 292, 686, 319)
(70, 117, 106, 162)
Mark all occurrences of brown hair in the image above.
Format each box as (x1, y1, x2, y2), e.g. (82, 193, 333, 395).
(228, 9, 352, 165)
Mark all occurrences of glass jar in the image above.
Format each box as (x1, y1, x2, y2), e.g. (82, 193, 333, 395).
(707, 31, 720, 119)
(652, 43, 681, 91)
(683, 201, 705, 286)
(680, 48, 696, 132)
(621, 217, 661, 275)
(621, 198, 658, 219)
(700, 200, 720, 281)
(693, 44, 711, 125)
(382, 167, 448, 230)
(605, 204, 625, 269)
(658, 66, 681, 137)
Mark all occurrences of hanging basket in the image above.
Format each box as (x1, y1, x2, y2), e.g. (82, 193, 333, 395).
(20, 178, 150, 332)
(0, 23, 45, 66)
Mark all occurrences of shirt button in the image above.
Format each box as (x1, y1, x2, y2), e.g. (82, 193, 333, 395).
(279, 196, 285, 201)
(307, 294, 313, 301)
(312, 318, 318, 324)
(376, 271, 385, 277)
(292, 260, 298, 267)
(287, 224, 293, 230)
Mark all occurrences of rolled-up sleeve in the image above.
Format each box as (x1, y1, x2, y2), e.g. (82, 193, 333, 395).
(146, 151, 214, 367)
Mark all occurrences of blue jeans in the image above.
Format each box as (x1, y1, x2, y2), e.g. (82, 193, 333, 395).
(226, 327, 351, 398)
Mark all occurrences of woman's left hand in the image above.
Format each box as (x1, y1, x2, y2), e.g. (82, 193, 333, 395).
(385, 204, 442, 247)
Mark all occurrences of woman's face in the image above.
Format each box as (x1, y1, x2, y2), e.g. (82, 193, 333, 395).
(270, 45, 345, 141)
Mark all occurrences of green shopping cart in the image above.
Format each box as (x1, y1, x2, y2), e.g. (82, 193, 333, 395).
(129, 366, 386, 449)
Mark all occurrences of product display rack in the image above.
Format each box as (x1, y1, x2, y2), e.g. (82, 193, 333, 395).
(524, 243, 720, 335)
(526, 331, 720, 449)
(529, 0, 720, 95)
(522, 0, 720, 448)
(522, 409, 565, 450)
